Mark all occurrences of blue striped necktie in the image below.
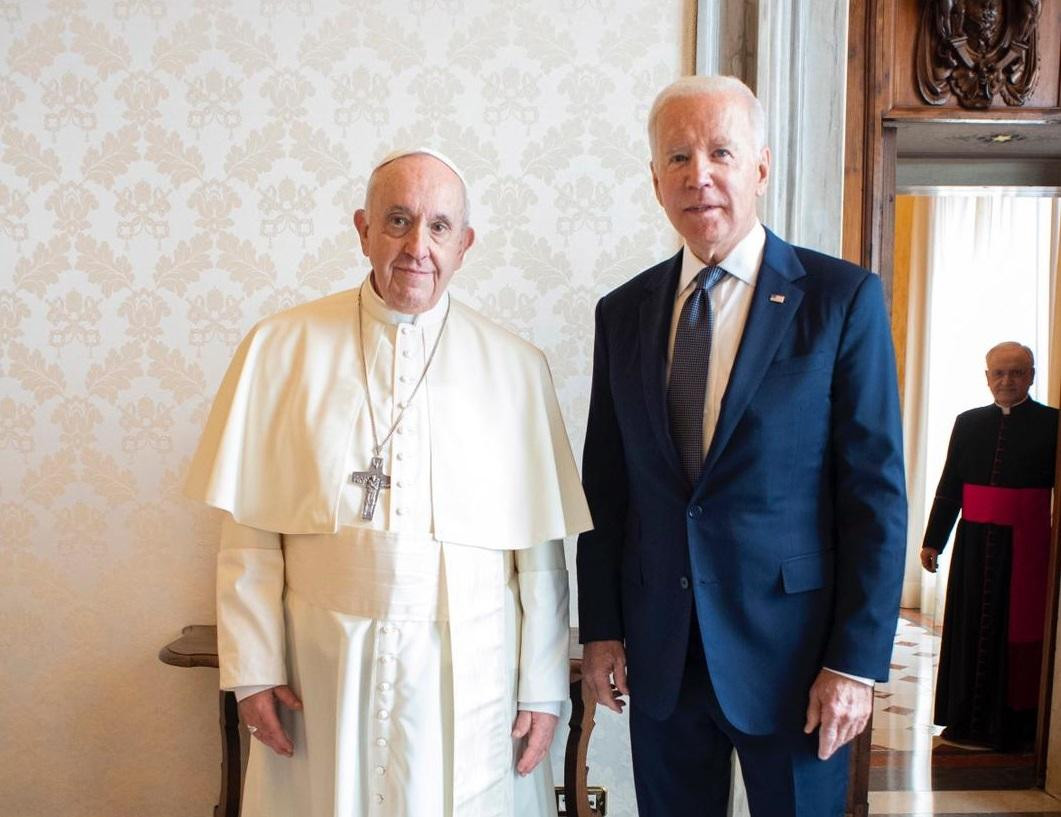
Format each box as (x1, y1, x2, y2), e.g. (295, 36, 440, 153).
(668, 265, 727, 485)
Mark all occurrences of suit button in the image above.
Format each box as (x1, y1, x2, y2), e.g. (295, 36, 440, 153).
(680, 576, 690, 590)
(688, 505, 702, 518)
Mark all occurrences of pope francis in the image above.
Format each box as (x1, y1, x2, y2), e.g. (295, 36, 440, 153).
(185, 149, 592, 817)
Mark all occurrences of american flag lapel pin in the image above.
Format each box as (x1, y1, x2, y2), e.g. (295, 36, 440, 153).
(769, 293, 786, 304)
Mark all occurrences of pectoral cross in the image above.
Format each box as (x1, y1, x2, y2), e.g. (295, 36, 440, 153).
(350, 456, 391, 521)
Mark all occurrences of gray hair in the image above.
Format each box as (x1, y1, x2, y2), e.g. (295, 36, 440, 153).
(985, 341, 1034, 368)
(647, 75, 767, 158)
(363, 148, 471, 227)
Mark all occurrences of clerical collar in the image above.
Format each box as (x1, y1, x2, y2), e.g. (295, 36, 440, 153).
(678, 220, 765, 294)
(996, 395, 1030, 416)
(359, 275, 450, 327)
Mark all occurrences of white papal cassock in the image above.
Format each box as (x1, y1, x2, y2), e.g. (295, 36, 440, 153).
(186, 278, 592, 817)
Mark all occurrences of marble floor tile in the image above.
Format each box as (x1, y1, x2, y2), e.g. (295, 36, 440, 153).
(873, 614, 944, 753)
(868, 789, 1061, 814)
(872, 813, 1061, 816)
(869, 613, 1048, 813)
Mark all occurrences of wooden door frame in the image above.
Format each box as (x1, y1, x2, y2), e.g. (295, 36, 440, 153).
(842, 5, 897, 814)
(845, 0, 1061, 801)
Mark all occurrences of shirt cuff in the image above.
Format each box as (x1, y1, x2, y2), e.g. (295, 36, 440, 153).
(231, 684, 276, 702)
(517, 700, 562, 717)
(823, 667, 874, 686)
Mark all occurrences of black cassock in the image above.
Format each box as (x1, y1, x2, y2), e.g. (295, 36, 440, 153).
(923, 398, 1058, 748)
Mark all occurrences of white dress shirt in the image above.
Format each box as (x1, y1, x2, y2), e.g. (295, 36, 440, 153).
(667, 222, 764, 457)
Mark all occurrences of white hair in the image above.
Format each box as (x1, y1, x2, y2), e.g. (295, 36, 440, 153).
(985, 341, 1034, 368)
(363, 147, 471, 226)
(647, 75, 767, 158)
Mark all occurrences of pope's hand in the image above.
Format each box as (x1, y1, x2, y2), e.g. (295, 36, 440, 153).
(803, 669, 872, 760)
(239, 685, 303, 757)
(582, 639, 629, 713)
(512, 710, 559, 776)
(920, 546, 939, 573)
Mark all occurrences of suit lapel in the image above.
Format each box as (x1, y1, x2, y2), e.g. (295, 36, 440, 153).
(700, 231, 806, 480)
(639, 250, 684, 482)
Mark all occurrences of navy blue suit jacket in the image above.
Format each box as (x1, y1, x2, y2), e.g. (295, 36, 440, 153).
(576, 229, 907, 735)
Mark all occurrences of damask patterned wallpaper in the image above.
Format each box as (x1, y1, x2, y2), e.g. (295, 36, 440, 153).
(0, 1, 687, 814)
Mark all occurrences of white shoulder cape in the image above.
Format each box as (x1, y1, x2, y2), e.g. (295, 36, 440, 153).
(185, 288, 592, 548)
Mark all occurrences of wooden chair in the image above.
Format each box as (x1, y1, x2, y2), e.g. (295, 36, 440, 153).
(161, 626, 599, 817)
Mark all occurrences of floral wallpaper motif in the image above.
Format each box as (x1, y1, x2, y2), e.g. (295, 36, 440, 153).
(0, 1, 686, 814)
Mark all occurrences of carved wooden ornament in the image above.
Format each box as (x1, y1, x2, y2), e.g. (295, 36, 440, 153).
(916, 0, 1041, 109)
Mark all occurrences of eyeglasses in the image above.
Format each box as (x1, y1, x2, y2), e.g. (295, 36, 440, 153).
(987, 368, 1030, 379)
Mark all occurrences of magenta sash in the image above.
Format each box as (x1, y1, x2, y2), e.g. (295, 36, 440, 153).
(962, 484, 1051, 709)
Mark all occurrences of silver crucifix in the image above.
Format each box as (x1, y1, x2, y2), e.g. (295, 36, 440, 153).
(350, 455, 391, 521)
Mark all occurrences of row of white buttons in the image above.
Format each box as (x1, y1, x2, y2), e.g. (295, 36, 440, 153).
(392, 323, 424, 527)
(372, 621, 400, 806)
(371, 325, 415, 805)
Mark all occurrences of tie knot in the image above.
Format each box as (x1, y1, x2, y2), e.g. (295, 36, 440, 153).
(696, 265, 726, 291)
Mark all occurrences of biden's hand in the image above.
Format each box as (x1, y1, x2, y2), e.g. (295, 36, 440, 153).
(804, 669, 872, 760)
(582, 639, 629, 714)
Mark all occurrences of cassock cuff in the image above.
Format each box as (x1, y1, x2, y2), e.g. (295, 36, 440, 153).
(517, 700, 562, 717)
(231, 684, 276, 702)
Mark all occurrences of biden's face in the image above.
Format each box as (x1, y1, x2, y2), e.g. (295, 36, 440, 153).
(354, 154, 474, 314)
(650, 92, 769, 266)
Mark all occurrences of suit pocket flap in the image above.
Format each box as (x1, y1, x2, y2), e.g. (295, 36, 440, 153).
(781, 550, 834, 593)
(765, 352, 829, 378)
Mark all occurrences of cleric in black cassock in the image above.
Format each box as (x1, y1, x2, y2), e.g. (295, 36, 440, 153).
(921, 342, 1058, 750)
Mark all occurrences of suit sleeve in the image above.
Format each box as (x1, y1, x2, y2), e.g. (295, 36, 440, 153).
(824, 273, 907, 682)
(921, 417, 964, 554)
(216, 513, 287, 691)
(575, 298, 629, 643)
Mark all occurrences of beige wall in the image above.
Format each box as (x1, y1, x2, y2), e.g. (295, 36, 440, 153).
(0, 2, 689, 814)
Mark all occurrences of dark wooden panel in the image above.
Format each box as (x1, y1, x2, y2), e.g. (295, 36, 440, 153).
(843, 0, 870, 265)
(844, 0, 898, 276)
(893, 0, 1061, 110)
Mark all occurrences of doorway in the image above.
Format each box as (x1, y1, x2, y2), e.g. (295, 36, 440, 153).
(841, 4, 1061, 811)
(871, 183, 1060, 795)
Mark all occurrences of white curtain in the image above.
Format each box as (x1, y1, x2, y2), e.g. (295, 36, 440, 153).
(900, 194, 1060, 618)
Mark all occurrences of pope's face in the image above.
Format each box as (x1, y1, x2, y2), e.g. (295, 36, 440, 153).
(985, 347, 1034, 407)
(651, 92, 770, 265)
(354, 154, 474, 314)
